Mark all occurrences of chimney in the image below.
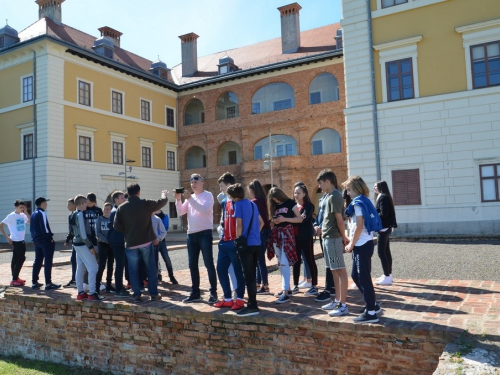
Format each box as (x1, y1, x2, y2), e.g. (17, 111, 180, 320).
(36, 0, 65, 25)
(277, 2, 302, 54)
(178, 32, 199, 77)
(335, 28, 343, 50)
(98, 26, 122, 48)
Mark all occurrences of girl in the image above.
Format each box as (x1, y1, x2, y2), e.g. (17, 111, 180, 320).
(373, 181, 398, 286)
(343, 176, 381, 323)
(292, 183, 318, 297)
(248, 180, 272, 295)
(266, 187, 302, 304)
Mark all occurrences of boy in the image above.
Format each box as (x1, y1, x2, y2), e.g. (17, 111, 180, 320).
(154, 210, 177, 284)
(70, 195, 104, 302)
(95, 202, 115, 293)
(0, 200, 30, 286)
(63, 198, 77, 288)
(227, 184, 264, 317)
(316, 169, 349, 317)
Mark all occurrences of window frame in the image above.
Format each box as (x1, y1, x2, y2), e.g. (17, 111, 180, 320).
(312, 140, 323, 155)
(142, 146, 152, 168)
(23, 133, 34, 160)
(470, 41, 500, 89)
(18, 124, 35, 161)
(385, 58, 415, 102)
(140, 98, 152, 122)
(139, 138, 155, 168)
(228, 150, 237, 165)
(479, 163, 500, 202)
(252, 102, 261, 115)
(309, 91, 321, 105)
(381, 0, 408, 9)
(77, 78, 93, 107)
(167, 150, 176, 171)
(273, 98, 293, 111)
(112, 141, 124, 165)
(75, 125, 96, 162)
(21, 75, 34, 103)
(226, 106, 236, 119)
(111, 89, 125, 115)
(166, 106, 175, 128)
(79, 135, 92, 161)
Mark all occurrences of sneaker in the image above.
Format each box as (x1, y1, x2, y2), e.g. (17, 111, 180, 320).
(304, 286, 319, 296)
(322, 301, 339, 310)
(298, 281, 312, 289)
(256, 285, 270, 294)
(275, 294, 290, 304)
(214, 299, 234, 308)
(88, 293, 105, 302)
(274, 290, 292, 297)
(10, 280, 24, 287)
(315, 291, 332, 302)
(207, 294, 218, 305)
(32, 282, 43, 289)
(375, 275, 393, 286)
(105, 285, 117, 293)
(134, 295, 143, 303)
(63, 280, 76, 288)
(291, 286, 300, 294)
(353, 312, 379, 324)
(231, 299, 245, 311)
(328, 303, 349, 317)
(44, 283, 61, 291)
(116, 289, 131, 297)
(183, 294, 201, 303)
(359, 303, 382, 315)
(237, 306, 260, 317)
(170, 277, 179, 285)
(150, 294, 162, 301)
(76, 292, 88, 301)
(17, 277, 26, 283)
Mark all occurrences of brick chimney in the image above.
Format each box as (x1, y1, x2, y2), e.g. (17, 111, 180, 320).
(179, 32, 199, 77)
(98, 26, 122, 48)
(277, 2, 302, 54)
(36, 0, 65, 25)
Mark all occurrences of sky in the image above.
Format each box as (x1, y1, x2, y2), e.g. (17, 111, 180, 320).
(3, 0, 342, 68)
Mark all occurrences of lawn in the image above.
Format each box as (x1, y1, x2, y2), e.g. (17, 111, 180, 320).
(0, 355, 109, 375)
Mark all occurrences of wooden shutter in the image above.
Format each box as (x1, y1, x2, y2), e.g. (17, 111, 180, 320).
(392, 169, 421, 205)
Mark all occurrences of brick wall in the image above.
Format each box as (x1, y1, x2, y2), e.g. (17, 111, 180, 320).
(0, 293, 453, 374)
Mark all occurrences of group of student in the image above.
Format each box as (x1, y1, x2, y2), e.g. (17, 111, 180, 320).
(1, 169, 397, 323)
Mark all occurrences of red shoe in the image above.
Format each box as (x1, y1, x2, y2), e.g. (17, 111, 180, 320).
(10, 280, 24, 287)
(16, 278, 26, 284)
(77, 292, 88, 301)
(126, 283, 131, 290)
(214, 299, 234, 308)
(143, 280, 149, 287)
(231, 299, 245, 310)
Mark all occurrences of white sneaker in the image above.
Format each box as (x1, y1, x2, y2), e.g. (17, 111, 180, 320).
(376, 274, 385, 281)
(329, 303, 349, 317)
(298, 281, 312, 289)
(322, 301, 339, 310)
(375, 275, 393, 285)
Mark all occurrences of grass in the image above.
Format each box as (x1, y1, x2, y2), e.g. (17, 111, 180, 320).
(0, 355, 108, 375)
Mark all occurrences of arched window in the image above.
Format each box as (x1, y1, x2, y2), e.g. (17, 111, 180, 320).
(311, 129, 341, 155)
(216, 92, 239, 120)
(184, 99, 205, 125)
(251, 83, 295, 115)
(309, 73, 339, 105)
(217, 141, 241, 165)
(253, 135, 298, 160)
(185, 146, 206, 169)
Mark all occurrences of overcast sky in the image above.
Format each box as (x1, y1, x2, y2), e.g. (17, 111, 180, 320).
(4, 0, 342, 68)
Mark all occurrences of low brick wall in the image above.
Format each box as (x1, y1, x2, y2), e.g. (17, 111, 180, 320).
(0, 292, 455, 374)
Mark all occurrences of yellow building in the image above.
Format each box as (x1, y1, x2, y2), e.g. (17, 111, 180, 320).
(341, 0, 500, 235)
(0, 0, 180, 239)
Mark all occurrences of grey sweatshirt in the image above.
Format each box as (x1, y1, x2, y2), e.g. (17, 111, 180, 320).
(95, 216, 110, 243)
(70, 210, 94, 249)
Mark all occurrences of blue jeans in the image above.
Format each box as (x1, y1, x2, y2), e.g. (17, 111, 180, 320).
(256, 228, 270, 286)
(126, 243, 158, 297)
(156, 241, 174, 278)
(217, 240, 245, 299)
(187, 229, 217, 297)
(32, 239, 55, 285)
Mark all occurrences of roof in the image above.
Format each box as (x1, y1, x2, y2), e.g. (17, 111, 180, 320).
(171, 23, 341, 85)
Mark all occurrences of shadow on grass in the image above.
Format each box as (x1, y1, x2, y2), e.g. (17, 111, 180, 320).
(0, 355, 111, 375)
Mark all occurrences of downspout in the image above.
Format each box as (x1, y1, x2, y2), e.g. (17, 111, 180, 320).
(176, 94, 184, 232)
(32, 50, 37, 205)
(367, 0, 381, 180)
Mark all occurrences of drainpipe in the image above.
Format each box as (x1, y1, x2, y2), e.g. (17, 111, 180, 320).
(176, 94, 184, 232)
(32, 50, 37, 206)
(367, 0, 381, 181)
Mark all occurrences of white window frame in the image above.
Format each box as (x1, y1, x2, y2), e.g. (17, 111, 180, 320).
(373, 0, 449, 18)
(165, 143, 178, 171)
(140, 138, 155, 168)
(374, 35, 423, 103)
(109, 131, 128, 165)
(165, 105, 176, 128)
(110, 89, 125, 115)
(20, 74, 34, 103)
(17, 123, 35, 160)
(76, 78, 93, 107)
(140, 98, 152, 122)
(455, 18, 500, 91)
(75, 124, 97, 161)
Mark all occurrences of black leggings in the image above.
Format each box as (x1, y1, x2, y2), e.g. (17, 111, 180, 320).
(293, 236, 318, 286)
(377, 228, 393, 276)
(12, 241, 26, 280)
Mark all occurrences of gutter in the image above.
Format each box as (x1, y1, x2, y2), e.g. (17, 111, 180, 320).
(32, 50, 37, 206)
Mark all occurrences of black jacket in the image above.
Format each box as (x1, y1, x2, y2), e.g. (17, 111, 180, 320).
(376, 194, 397, 229)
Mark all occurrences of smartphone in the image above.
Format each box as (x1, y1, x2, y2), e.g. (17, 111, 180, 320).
(175, 188, 185, 194)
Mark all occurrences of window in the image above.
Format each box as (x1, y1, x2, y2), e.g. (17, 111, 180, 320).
(112, 91, 123, 114)
(312, 140, 323, 155)
(392, 169, 421, 205)
(0, 36, 4, 49)
(113, 142, 123, 164)
(79, 136, 92, 161)
(386, 58, 414, 101)
(228, 151, 237, 165)
(382, 0, 407, 8)
(252, 103, 261, 115)
(78, 81, 91, 106)
(309, 73, 339, 105)
(226, 106, 236, 118)
(186, 146, 206, 169)
(166, 107, 175, 127)
(311, 129, 341, 155)
(104, 48, 113, 59)
(471, 42, 500, 89)
(273, 99, 292, 111)
(254, 145, 263, 160)
(23, 76, 33, 102)
(251, 82, 295, 114)
(310, 92, 321, 105)
(216, 92, 239, 120)
(480, 164, 500, 202)
(23, 134, 34, 160)
(142, 147, 151, 168)
(169, 202, 178, 219)
(253, 135, 297, 160)
(217, 142, 240, 166)
(167, 151, 176, 171)
(184, 99, 204, 125)
(141, 100, 151, 121)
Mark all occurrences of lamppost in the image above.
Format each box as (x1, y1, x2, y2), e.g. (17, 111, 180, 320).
(119, 155, 135, 191)
(263, 132, 281, 187)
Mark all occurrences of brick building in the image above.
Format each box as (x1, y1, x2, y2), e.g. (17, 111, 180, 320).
(173, 3, 346, 222)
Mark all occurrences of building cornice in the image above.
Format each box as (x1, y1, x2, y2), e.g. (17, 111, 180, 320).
(455, 18, 500, 34)
(373, 35, 423, 51)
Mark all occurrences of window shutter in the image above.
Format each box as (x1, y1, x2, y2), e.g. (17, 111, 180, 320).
(392, 169, 421, 205)
(406, 169, 421, 205)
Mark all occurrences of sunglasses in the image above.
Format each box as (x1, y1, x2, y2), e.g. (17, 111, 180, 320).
(190, 176, 203, 182)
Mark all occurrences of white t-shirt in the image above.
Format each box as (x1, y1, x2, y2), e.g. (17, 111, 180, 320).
(1, 212, 29, 241)
(352, 205, 373, 246)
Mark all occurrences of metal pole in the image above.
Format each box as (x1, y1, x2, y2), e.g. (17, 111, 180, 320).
(269, 132, 273, 187)
(124, 154, 127, 191)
